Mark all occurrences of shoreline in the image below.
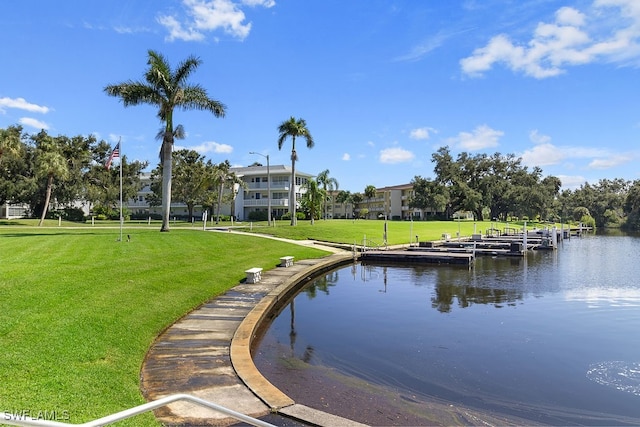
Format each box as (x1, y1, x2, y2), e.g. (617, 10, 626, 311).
(253, 337, 535, 426)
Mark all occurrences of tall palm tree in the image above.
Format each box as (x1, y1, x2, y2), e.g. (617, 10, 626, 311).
(104, 49, 226, 232)
(277, 116, 314, 225)
(36, 142, 69, 226)
(316, 169, 339, 220)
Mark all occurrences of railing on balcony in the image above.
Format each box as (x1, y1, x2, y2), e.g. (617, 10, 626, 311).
(242, 199, 289, 207)
(246, 182, 289, 190)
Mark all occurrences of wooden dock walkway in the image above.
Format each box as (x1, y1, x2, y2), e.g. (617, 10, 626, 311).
(361, 249, 474, 266)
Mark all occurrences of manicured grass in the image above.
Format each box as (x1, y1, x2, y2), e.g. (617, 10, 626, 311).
(0, 227, 327, 426)
(0, 218, 555, 425)
(239, 218, 545, 246)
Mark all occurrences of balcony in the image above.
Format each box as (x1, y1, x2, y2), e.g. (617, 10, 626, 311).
(246, 182, 289, 190)
(243, 199, 289, 207)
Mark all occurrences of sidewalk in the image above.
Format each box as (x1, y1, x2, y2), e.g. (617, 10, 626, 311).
(140, 237, 365, 426)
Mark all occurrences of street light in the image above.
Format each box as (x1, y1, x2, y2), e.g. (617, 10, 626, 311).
(249, 152, 271, 226)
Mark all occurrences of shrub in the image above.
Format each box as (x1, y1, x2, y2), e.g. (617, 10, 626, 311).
(248, 211, 268, 221)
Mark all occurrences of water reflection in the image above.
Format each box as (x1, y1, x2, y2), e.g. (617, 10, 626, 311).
(255, 235, 640, 425)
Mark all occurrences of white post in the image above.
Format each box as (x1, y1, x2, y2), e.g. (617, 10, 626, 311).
(523, 221, 527, 252)
(410, 216, 413, 247)
(119, 137, 123, 243)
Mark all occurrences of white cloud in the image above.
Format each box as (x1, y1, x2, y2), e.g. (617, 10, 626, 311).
(557, 174, 588, 189)
(189, 140, 233, 154)
(0, 97, 50, 114)
(379, 147, 415, 164)
(521, 143, 566, 166)
(588, 154, 632, 169)
(460, 1, 640, 78)
(157, 15, 205, 42)
(409, 127, 436, 140)
(342, 153, 351, 161)
(450, 124, 503, 150)
(241, 0, 275, 6)
(529, 129, 551, 144)
(19, 117, 49, 130)
(158, 0, 274, 42)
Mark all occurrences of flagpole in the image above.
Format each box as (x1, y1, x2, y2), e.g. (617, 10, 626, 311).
(119, 137, 123, 243)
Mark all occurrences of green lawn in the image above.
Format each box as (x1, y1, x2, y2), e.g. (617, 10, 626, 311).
(0, 218, 554, 426)
(0, 227, 327, 426)
(238, 218, 543, 246)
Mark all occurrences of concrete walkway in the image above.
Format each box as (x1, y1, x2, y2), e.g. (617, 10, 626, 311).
(140, 236, 366, 426)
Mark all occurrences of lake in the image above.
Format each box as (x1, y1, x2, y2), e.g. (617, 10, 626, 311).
(254, 233, 640, 426)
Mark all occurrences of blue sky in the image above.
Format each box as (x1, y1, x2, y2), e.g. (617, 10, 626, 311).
(1, 0, 639, 192)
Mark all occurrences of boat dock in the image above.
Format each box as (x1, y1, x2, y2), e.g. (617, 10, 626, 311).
(361, 249, 474, 266)
(358, 225, 584, 267)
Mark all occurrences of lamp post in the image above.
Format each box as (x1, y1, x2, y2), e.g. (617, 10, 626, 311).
(249, 152, 271, 226)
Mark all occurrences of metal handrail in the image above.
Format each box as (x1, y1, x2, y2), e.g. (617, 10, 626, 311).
(1, 394, 276, 427)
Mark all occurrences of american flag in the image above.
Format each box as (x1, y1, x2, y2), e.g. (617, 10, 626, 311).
(105, 142, 120, 170)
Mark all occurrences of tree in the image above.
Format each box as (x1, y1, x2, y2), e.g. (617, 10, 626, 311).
(104, 49, 226, 232)
(85, 139, 147, 217)
(352, 192, 364, 218)
(0, 126, 31, 206)
(409, 175, 447, 217)
(277, 116, 314, 226)
(0, 125, 22, 163)
(316, 169, 339, 219)
(34, 134, 69, 226)
(301, 179, 325, 225)
(364, 185, 377, 219)
(212, 160, 242, 223)
(171, 149, 208, 220)
(335, 190, 352, 219)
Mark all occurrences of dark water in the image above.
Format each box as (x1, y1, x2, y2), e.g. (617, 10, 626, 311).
(254, 234, 640, 425)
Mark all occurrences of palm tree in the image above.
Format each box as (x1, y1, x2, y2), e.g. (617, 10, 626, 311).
(335, 190, 352, 219)
(0, 125, 22, 164)
(104, 50, 226, 232)
(277, 116, 314, 225)
(352, 192, 364, 218)
(301, 179, 325, 225)
(36, 140, 69, 226)
(316, 169, 339, 220)
(364, 184, 377, 219)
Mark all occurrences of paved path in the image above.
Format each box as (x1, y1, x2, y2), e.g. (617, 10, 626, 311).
(140, 236, 365, 426)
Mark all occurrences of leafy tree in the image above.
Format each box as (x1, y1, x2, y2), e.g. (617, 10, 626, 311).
(0, 126, 33, 206)
(409, 175, 447, 217)
(84, 139, 148, 214)
(623, 180, 640, 230)
(277, 116, 314, 226)
(561, 179, 628, 227)
(316, 169, 339, 219)
(104, 49, 226, 231)
(351, 192, 363, 218)
(171, 149, 208, 220)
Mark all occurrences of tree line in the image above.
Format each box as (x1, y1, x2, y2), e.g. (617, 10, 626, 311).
(0, 125, 252, 224)
(342, 145, 640, 230)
